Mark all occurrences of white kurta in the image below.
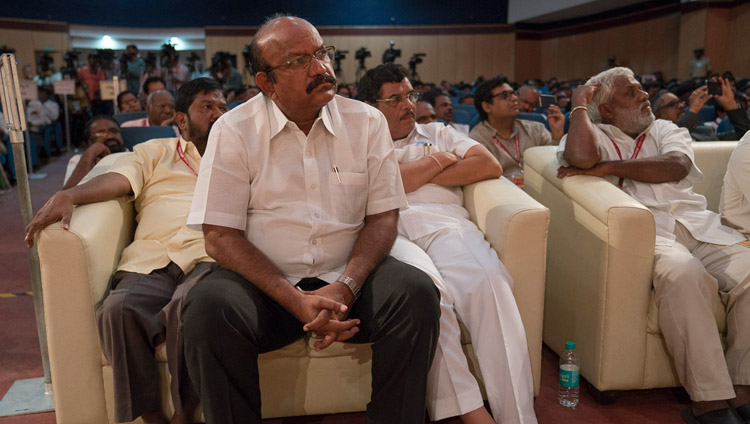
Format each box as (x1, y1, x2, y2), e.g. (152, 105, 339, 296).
(394, 123, 536, 424)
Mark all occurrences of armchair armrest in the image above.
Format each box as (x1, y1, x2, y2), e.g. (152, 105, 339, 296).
(463, 176, 549, 395)
(37, 154, 135, 424)
(523, 146, 656, 390)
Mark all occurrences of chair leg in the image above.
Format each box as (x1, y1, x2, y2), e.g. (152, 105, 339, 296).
(585, 381, 621, 405)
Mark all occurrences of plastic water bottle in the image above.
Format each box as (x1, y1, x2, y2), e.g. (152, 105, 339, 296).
(558, 341, 580, 408)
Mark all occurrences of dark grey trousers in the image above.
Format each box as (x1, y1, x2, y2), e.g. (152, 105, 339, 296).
(96, 261, 213, 422)
(182, 256, 441, 424)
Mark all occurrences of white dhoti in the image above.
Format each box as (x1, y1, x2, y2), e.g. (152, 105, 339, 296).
(391, 222, 537, 424)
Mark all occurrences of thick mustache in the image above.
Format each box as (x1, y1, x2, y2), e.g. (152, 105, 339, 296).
(401, 110, 415, 120)
(306, 73, 337, 94)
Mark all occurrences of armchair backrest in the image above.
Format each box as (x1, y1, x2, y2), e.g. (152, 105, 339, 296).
(691, 141, 737, 212)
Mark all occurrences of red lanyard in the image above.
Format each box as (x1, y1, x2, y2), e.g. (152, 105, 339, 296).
(176, 141, 198, 176)
(493, 133, 522, 166)
(608, 133, 646, 188)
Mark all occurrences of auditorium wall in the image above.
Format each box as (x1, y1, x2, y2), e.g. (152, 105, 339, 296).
(2, 2, 750, 89)
(206, 28, 515, 86)
(0, 20, 70, 76)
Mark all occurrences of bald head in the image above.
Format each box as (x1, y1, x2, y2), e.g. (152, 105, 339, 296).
(146, 90, 175, 126)
(250, 16, 321, 77)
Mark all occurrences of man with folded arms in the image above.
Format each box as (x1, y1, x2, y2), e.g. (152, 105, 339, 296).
(182, 15, 440, 424)
(358, 63, 537, 424)
(558, 67, 750, 424)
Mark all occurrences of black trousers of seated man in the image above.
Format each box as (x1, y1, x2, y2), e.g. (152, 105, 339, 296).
(182, 256, 441, 424)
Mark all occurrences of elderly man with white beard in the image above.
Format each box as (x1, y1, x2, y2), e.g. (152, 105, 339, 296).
(557, 67, 750, 424)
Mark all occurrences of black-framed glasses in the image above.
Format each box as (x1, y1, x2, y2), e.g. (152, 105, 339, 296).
(491, 90, 519, 101)
(376, 91, 420, 106)
(263, 46, 336, 74)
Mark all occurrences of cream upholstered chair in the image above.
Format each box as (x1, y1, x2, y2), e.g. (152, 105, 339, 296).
(38, 154, 549, 423)
(523, 142, 736, 402)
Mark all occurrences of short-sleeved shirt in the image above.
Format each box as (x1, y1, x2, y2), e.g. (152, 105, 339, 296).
(188, 94, 407, 284)
(110, 137, 211, 274)
(78, 66, 106, 101)
(394, 123, 479, 240)
(470, 119, 555, 178)
(558, 119, 745, 247)
(720, 132, 750, 236)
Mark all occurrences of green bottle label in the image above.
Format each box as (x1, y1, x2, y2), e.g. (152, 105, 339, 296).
(559, 365, 579, 388)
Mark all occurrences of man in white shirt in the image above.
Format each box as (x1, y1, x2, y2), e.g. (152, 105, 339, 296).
(122, 89, 179, 136)
(358, 63, 537, 424)
(558, 67, 750, 424)
(183, 16, 440, 424)
(721, 131, 750, 237)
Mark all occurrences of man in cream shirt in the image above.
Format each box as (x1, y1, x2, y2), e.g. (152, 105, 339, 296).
(25, 78, 228, 424)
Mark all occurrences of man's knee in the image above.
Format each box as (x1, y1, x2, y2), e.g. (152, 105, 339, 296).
(377, 257, 441, 324)
(654, 256, 717, 304)
(182, 273, 241, 343)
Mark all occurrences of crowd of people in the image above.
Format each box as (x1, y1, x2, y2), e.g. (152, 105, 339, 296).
(10, 14, 750, 424)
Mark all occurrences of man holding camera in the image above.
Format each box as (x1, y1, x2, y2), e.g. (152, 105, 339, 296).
(123, 44, 146, 95)
(649, 77, 750, 141)
(469, 76, 565, 186)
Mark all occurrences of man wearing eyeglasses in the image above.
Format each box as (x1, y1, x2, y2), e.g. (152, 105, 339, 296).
(357, 63, 538, 424)
(649, 78, 750, 141)
(26, 78, 229, 424)
(183, 15, 440, 424)
(469, 76, 565, 187)
(63, 115, 126, 189)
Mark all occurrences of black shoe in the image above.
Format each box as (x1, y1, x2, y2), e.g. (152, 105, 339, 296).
(682, 407, 744, 424)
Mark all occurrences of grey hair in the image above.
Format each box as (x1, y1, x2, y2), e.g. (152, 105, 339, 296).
(518, 85, 539, 95)
(584, 67, 635, 123)
(146, 89, 173, 106)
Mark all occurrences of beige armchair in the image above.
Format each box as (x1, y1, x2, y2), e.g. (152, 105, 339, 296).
(38, 154, 549, 423)
(523, 142, 736, 401)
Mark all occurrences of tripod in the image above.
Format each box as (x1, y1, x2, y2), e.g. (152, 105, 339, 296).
(355, 59, 367, 82)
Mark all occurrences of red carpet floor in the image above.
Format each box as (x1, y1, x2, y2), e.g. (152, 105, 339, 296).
(0, 152, 690, 423)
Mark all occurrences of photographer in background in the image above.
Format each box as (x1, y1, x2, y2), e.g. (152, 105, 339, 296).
(121, 44, 146, 95)
(161, 44, 189, 94)
(650, 77, 750, 141)
(79, 53, 109, 115)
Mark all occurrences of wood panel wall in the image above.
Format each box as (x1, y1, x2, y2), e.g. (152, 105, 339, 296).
(3, 2, 750, 89)
(0, 24, 70, 77)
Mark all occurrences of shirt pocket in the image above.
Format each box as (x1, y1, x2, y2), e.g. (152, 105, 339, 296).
(328, 171, 368, 224)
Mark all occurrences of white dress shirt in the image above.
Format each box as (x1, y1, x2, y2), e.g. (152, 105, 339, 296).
(558, 119, 745, 246)
(188, 94, 407, 283)
(394, 123, 479, 240)
(720, 131, 750, 236)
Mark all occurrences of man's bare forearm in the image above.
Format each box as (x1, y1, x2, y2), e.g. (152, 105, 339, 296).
(341, 209, 399, 285)
(400, 158, 445, 193)
(429, 146, 502, 186)
(563, 110, 601, 169)
(591, 152, 691, 183)
(66, 172, 133, 204)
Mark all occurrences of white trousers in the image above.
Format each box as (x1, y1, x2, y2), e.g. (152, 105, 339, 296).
(653, 222, 750, 401)
(391, 221, 536, 424)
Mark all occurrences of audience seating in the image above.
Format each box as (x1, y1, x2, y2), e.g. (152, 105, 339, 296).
(717, 115, 735, 133)
(523, 142, 734, 401)
(37, 155, 550, 423)
(113, 111, 147, 125)
(120, 126, 178, 150)
(518, 112, 548, 129)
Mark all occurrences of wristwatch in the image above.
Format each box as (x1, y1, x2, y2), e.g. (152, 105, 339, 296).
(336, 275, 361, 301)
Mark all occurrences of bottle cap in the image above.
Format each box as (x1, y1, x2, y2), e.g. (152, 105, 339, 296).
(565, 341, 575, 350)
